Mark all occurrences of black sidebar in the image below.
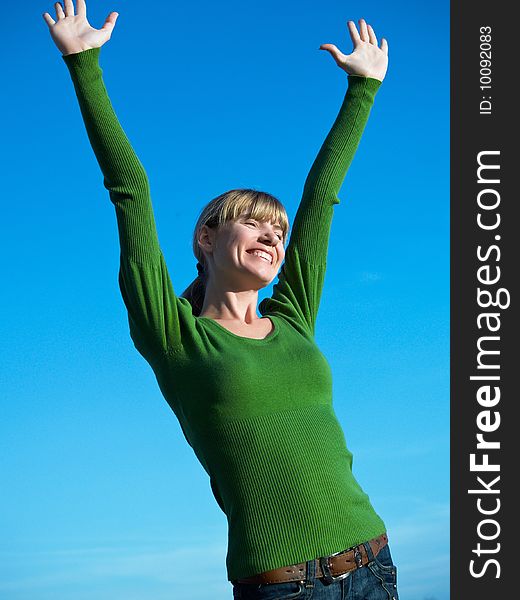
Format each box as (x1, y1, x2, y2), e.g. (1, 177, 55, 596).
(451, 2, 516, 598)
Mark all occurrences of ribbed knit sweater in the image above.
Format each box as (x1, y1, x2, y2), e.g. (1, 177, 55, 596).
(62, 46, 386, 581)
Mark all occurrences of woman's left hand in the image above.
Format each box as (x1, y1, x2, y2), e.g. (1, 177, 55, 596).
(320, 19, 389, 82)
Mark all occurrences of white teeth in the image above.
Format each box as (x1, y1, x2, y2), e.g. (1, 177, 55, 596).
(248, 250, 272, 263)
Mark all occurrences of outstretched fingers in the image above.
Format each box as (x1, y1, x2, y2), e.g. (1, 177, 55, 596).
(319, 43, 345, 67)
(358, 19, 369, 42)
(101, 12, 119, 32)
(42, 12, 56, 26)
(76, 0, 87, 18)
(54, 2, 65, 19)
(367, 23, 378, 46)
(347, 20, 361, 46)
(348, 19, 380, 47)
(63, 0, 75, 17)
(45, 1, 87, 22)
(380, 37, 389, 55)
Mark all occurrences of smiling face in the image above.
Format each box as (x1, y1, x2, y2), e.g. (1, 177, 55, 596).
(199, 214, 286, 289)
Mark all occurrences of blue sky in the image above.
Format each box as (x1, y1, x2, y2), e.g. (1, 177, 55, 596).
(1, 1, 449, 598)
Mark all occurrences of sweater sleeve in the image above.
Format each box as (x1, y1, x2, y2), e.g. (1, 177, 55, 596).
(259, 75, 382, 336)
(62, 47, 182, 357)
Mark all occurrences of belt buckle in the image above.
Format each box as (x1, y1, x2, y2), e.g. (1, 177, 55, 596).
(354, 546, 363, 568)
(319, 548, 353, 585)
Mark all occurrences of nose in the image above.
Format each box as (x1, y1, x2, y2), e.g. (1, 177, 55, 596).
(258, 227, 278, 245)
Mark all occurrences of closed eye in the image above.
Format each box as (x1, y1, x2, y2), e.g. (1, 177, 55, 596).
(244, 219, 283, 242)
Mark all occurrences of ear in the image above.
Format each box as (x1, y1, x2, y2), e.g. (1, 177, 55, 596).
(197, 224, 216, 255)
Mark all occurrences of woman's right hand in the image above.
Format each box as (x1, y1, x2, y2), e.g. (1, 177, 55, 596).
(42, 0, 119, 56)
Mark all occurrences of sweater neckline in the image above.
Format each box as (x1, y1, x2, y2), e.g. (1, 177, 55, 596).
(198, 314, 279, 342)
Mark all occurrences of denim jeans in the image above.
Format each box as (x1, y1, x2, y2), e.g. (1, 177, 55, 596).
(231, 541, 399, 600)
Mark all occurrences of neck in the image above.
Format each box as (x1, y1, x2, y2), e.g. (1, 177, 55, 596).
(200, 285, 261, 323)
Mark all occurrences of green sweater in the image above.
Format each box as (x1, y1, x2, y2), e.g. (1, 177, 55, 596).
(63, 47, 386, 581)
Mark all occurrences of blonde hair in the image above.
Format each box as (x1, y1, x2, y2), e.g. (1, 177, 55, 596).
(180, 188, 290, 316)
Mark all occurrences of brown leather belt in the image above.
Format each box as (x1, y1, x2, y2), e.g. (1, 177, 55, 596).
(235, 533, 388, 585)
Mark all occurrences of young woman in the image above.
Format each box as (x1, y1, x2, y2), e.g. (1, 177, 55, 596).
(43, 2, 397, 598)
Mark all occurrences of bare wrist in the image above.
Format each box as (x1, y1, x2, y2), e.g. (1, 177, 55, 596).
(61, 42, 96, 56)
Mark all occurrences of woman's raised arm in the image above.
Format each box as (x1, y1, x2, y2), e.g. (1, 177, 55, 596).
(260, 20, 389, 336)
(43, 1, 183, 358)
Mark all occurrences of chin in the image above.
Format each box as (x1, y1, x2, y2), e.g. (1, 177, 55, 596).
(242, 267, 274, 288)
